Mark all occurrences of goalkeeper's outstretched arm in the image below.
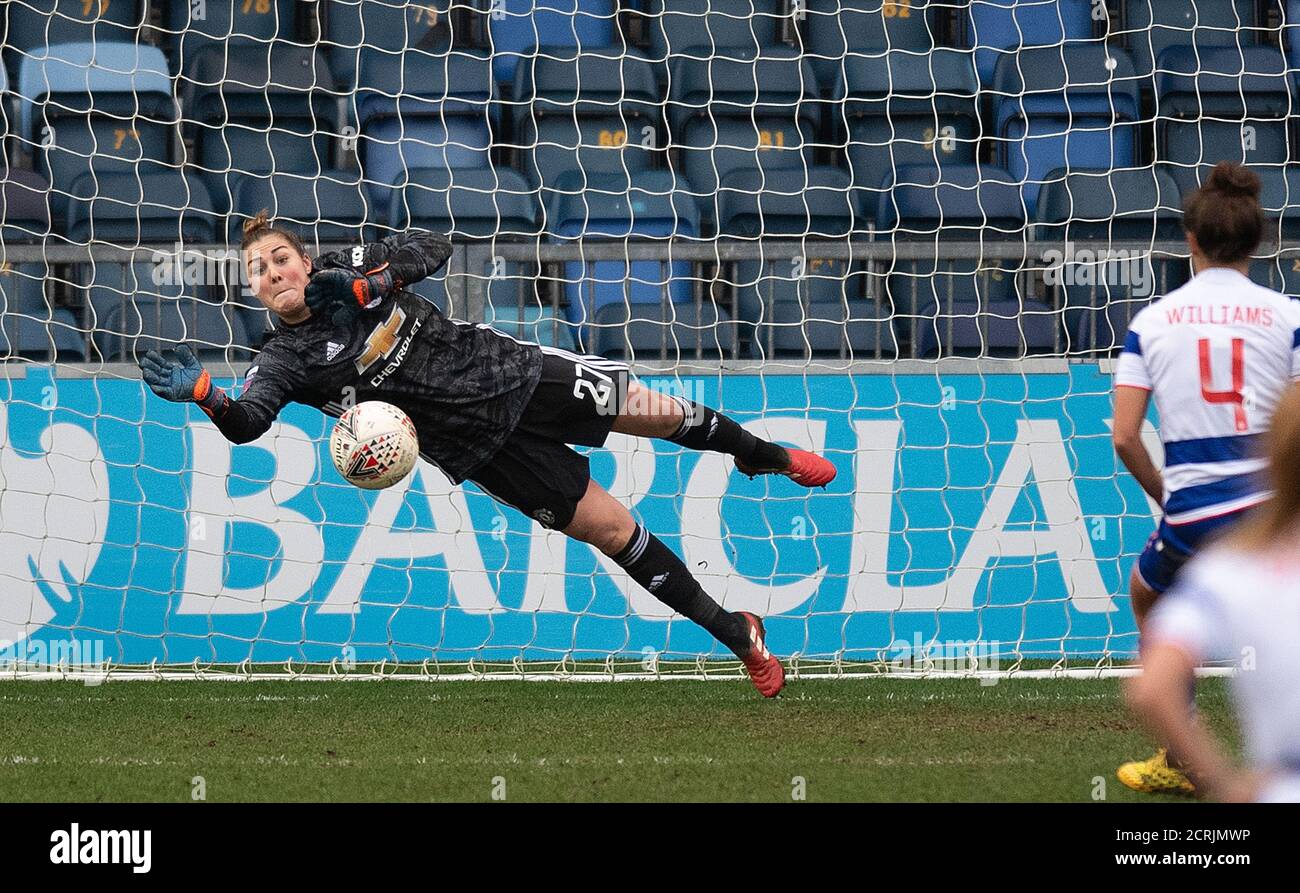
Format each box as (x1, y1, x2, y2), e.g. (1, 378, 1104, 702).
(139, 342, 302, 445)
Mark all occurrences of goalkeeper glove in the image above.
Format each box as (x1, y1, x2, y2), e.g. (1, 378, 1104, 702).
(304, 266, 397, 326)
(139, 344, 230, 419)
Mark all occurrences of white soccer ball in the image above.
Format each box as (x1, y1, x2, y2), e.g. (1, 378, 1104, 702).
(329, 401, 419, 490)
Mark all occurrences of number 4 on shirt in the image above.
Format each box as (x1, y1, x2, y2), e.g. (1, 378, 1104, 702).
(1198, 337, 1247, 432)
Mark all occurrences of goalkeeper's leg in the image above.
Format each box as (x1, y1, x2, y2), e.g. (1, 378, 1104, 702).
(563, 478, 785, 697)
(611, 382, 836, 488)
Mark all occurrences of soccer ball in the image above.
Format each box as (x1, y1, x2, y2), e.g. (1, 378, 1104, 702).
(329, 401, 419, 490)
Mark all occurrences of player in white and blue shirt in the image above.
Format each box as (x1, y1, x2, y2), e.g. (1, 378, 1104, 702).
(1112, 162, 1300, 795)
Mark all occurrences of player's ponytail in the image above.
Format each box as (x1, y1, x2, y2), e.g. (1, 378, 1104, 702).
(1182, 161, 1264, 266)
(239, 207, 308, 258)
(1230, 384, 1300, 553)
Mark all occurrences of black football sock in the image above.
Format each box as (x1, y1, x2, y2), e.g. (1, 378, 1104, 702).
(611, 523, 749, 654)
(664, 397, 788, 468)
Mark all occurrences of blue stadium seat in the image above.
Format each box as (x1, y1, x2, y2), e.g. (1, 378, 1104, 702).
(1036, 167, 1187, 352)
(512, 48, 661, 200)
(1249, 166, 1300, 296)
(646, 0, 786, 64)
(547, 169, 705, 354)
(1155, 45, 1292, 196)
(836, 49, 980, 208)
(0, 262, 85, 362)
(163, 0, 296, 69)
(880, 164, 1057, 358)
(393, 165, 546, 319)
(965, 0, 1094, 86)
(667, 47, 820, 228)
(321, 0, 461, 89)
(355, 49, 496, 218)
(717, 165, 894, 359)
(993, 42, 1141, 208)
(586, 298, 740, 361)
(2, 0, 144, 85)
(0, 170, 54, 244)
(394, 166, 539, 238)
(227, 170, 370, 245)
(489, 0, 616, 87)
(15, 43, 177, 206)
(805, 0, 940, 91)
(181, 44, 338, 214)
(1126, 0, 1263, 79)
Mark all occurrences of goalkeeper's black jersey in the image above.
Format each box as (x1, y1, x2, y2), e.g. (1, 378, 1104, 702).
(214, 231, 545, 484)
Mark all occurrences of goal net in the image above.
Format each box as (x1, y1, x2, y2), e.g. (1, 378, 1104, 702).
(0, 0, 1285, 678)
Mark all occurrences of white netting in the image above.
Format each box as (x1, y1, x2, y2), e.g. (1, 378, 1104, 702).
(0, 0, 1291, 674)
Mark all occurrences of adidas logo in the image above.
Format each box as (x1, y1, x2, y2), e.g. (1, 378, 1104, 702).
(648, 572, 669, 592)
(326, 341, 345, 362)
(707, 414, 718, 441)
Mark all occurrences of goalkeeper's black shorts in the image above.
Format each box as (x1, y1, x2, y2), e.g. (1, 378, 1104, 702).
(466, 348, 632, 530)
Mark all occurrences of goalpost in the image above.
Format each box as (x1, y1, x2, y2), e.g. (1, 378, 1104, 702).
(0, 0, 1278, 681)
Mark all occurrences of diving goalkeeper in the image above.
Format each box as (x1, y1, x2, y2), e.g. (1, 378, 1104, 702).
(138, 211, 837, 697)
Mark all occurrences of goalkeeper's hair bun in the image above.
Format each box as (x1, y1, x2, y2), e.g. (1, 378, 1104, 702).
(239, 207, 307, 258)
(1184, 162, 1264, 266)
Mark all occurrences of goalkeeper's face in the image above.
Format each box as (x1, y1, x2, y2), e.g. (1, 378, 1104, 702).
(246, 236, 313, 323)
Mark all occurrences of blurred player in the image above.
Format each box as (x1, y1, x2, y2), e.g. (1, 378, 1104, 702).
(1127, 384, 1300, 802)
(1112, 161, 1300, 792)
(137, 211, 837, 697)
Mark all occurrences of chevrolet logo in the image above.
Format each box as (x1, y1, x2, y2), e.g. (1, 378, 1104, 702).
(354, 305, 407, 373)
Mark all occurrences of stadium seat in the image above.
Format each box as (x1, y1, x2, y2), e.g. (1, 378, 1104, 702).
(355, 48, 496, 218)
(1125, 0, 1264, 80)
(162, 0, 296, 70)
(180, 43, 338, 215)
(15, 43, 177, 206)
(0, 172, 67, 362)
(0, 262, 85, 362)
(993, 42, 1141, 208)
(586, 298, 740, 361)
(805, 0, 940, 91)
(1155, 45, 1292, 196)
(666, 47, 820, 228)
(393, 165, 546, 319)
(836, 49, 980, 210)
(2, 0, 144, 86)
(881, 164, 1057, 358)
(512, 48, 661, 200)
(964, 0, 1094, 86)
(489, 0, 617, 87)
(646, 0, 786, 64)
(547, 169, 703, 354)
(320, 0, 462, 89)
(1036, 167, 1187, 352)
(0, 170, 54, 244)
(1249, 166, 1300, 296)
(717, 165, 896, 359)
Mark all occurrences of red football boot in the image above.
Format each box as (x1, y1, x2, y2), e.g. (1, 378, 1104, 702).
(735, 612, 785, 698)
(735, 447, 837, 489)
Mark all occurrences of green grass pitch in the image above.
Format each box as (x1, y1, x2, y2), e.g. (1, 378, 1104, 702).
(0, 677, 1235, 802)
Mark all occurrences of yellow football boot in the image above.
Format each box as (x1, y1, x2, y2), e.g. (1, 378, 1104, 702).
(1117, 748, 1196, 795)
